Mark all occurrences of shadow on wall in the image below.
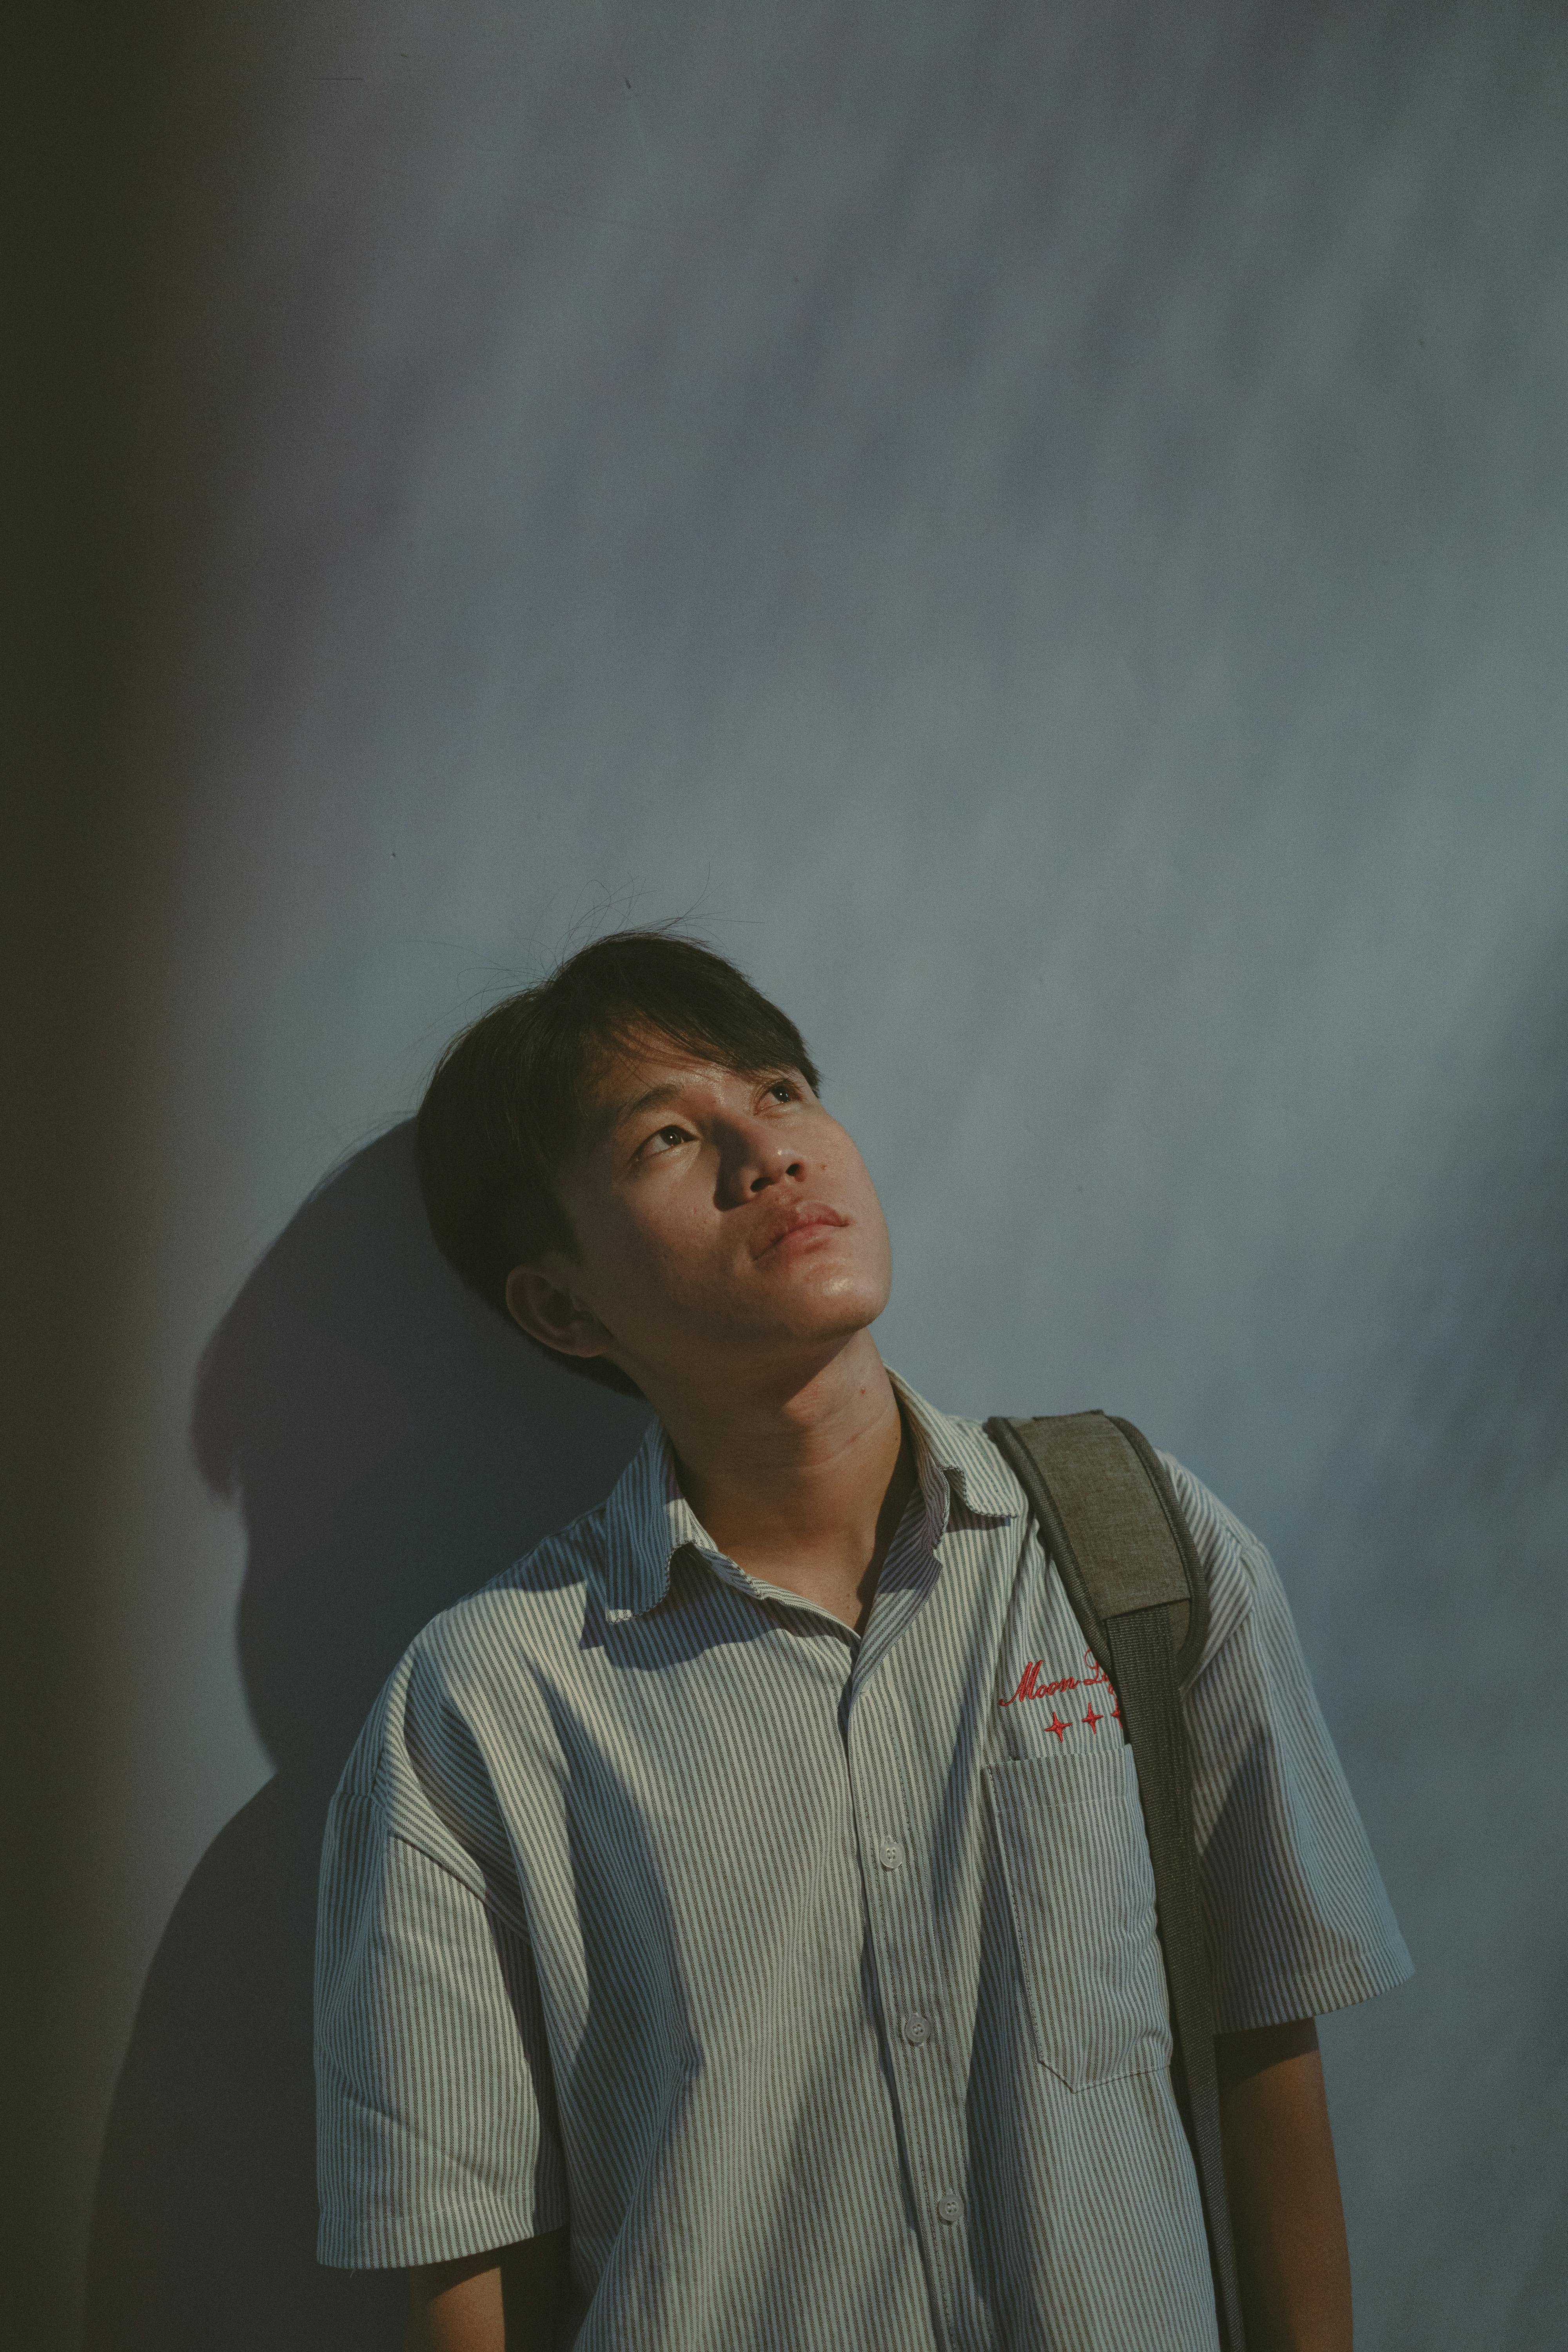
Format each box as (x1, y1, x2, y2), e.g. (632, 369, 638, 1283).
(82, 1123, 650, 2351)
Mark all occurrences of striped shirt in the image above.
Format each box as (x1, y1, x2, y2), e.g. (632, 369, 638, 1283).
(314, 1369, 1412, 2350)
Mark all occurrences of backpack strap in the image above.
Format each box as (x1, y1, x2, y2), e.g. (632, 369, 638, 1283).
(984, 1410, 1245, 2352)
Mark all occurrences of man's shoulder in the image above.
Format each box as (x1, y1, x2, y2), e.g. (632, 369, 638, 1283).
(1152, 1447, 1276, 1675)
(355, 1496, 623, 1757)
(412, 1493, 618, 1662)
(336, 1497, 621, 1817)
(978, 1410, 1268, 1675)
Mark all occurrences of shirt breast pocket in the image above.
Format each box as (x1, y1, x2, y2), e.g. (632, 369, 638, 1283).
(985, 1742, 1172, 2091)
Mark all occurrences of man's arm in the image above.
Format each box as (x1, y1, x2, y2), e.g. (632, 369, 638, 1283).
(405, 2227, 571, 2352)
(1215, 2017, 1352, 2352)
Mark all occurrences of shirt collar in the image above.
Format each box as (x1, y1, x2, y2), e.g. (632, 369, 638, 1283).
(596, 1365, 1018, 1624)
(888, 1367, 1022, 1527)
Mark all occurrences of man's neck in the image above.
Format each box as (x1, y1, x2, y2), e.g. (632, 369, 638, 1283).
(655, 1334, 918, 1633)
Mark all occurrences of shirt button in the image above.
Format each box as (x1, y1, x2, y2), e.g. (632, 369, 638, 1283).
(935, 2193, 962, 2224)
(901, 2011, 931, 2045)
(878, 1839, 903, 1870)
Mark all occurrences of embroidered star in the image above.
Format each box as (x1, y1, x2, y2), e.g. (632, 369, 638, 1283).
(1047, 1712, 1069, 1744)
(1110, 1703, 1122, 1724)
(1082, 1704, 1102, 1732)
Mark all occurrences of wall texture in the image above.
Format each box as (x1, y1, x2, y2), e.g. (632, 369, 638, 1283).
(13, 3, 1565, 2345)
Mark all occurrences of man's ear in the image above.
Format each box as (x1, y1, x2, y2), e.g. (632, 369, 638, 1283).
(504, 1259, 610, 1360)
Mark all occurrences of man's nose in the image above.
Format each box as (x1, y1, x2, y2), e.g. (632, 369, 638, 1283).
(720, 1121, 803, 1198)
(748, 1142, 804, 1193)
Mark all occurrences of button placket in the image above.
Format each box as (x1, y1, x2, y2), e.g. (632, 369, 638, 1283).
(848, 1675, 970, 2346)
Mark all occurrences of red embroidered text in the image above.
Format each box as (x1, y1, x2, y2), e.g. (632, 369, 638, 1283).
(998, 1647, 1116, 1712)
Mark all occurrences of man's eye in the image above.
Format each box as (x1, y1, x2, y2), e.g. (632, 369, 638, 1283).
(768, 1081, 796, 1103)
(643, 1125, 689, 1156)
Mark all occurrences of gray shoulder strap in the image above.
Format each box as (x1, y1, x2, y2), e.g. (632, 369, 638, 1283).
(984, 1409, 1244, 2352)
(985, 1408, 1209, 1682)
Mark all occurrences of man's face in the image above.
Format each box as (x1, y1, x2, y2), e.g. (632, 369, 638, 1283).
(506, 1030, 893, 1398)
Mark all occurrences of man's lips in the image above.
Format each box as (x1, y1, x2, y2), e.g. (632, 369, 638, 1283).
(752, 1202, 849, 1257)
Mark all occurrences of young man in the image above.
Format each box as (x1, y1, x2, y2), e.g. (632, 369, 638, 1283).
(314, 930, 1412, 2352)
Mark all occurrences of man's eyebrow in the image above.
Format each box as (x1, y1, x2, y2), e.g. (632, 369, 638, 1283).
(595, 1063, 799, 1139)
(608, 1079, 687, 1131)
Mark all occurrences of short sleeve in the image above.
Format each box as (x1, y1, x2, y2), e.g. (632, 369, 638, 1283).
(1162, 1456, 1415, 2033)
(313, 1650, 568, 2269)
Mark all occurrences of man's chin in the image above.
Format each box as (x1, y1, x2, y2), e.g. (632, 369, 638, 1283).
(759, 1245, 887, 1308)
(740, 1295, 889, 1360)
